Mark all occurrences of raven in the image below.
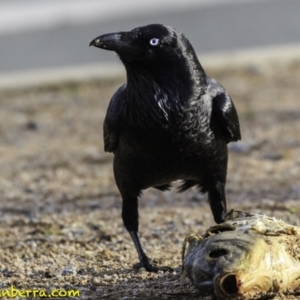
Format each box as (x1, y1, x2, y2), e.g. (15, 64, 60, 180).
(90, 24, 241, 272)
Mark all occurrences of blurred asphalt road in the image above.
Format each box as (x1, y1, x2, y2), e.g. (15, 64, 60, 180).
(0, 0, 300, 75)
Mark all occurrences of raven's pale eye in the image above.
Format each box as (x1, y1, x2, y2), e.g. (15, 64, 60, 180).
(149, 38, 160, 47)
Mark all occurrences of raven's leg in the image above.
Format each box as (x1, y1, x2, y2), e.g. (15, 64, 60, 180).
(122, 194, 172, 272)
(208, 181, 227, 224)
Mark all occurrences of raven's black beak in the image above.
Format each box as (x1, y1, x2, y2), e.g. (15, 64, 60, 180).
(89, 33, 120, 50)
(89, 31, 138, 54)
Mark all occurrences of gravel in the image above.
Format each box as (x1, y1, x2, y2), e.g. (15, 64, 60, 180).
(0, 58, 300, 299)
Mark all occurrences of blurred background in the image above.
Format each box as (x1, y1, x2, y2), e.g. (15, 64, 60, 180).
(0, 0, 300, 77)
(0, 0, 299, 241)
(0, 1, 300, 297)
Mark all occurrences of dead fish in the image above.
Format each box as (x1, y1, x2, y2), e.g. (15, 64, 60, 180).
(182, 210, 300, 299)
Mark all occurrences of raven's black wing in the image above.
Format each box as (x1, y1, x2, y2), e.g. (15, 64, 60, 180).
(207, 78, 241, 143)
(103, 84, 127, 153)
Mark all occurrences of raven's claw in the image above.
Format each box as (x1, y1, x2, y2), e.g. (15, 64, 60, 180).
(133, 258, 173, 273)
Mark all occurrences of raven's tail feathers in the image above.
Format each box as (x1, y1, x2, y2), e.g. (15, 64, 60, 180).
(153, 183, 172, 192)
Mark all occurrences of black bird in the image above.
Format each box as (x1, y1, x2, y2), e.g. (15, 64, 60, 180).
(90, 24, 241, 272)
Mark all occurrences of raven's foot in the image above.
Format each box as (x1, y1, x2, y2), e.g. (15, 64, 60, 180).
(133, 257, 173, 273)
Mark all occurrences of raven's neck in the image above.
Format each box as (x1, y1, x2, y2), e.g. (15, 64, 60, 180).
(124, 57, 206, 128)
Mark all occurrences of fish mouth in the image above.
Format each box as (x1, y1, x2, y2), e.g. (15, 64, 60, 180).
(217, 273, 240, 297)
(215, 270, 275, 299)
(193, 273, 241, 297)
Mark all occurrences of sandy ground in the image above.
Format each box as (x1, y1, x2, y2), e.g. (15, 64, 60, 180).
(0, 59, 300, 299)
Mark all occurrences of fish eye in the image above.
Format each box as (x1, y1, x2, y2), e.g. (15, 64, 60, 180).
(149, 38, 160, 47)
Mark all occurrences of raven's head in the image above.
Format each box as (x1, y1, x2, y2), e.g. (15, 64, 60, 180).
(90, 24, 204, 76)
(90, 24, 206, 112)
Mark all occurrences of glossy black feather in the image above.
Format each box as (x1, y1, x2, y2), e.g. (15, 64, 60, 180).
(103, 84, 126, 153)
(91, 24, 241, 272)
(207, 78, 241, 143)
(153, 184, 172, 192)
